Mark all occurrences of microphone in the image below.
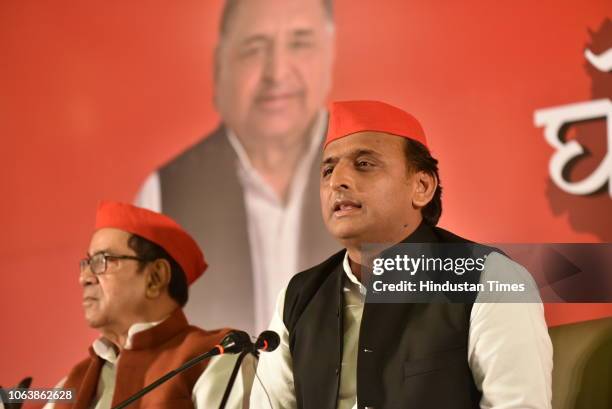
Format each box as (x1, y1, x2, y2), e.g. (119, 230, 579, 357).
(216, 330, 252, 355)
(254, 330, 280, 352)
(111, 330, 252, 409)
(218, 330, 280, 409)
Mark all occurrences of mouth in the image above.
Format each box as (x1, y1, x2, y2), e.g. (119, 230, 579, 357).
(332, 199, 363, 217)
(255, 92, 302, 110)
(82, 296, 98, 306)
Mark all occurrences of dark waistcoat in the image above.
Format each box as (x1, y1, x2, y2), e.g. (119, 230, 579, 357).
(283, 223, 483, 409)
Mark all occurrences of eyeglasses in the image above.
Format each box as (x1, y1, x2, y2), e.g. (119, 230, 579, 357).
(80, 253, 149, 275)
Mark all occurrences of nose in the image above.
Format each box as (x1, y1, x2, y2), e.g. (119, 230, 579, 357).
(79, 266, 97, 287)
(262, 42, 290, 84)
(329, 161, 354, 192)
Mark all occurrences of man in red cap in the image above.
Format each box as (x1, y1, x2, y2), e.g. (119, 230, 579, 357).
(44, 202, 249, 409)
(251, 101, 552, 408)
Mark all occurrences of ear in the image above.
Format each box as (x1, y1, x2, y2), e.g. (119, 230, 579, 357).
(411, 171, 437, 209)
(145, 259, 172, 299)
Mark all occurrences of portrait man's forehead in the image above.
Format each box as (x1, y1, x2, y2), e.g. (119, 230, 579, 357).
(218, 0, 335, 40)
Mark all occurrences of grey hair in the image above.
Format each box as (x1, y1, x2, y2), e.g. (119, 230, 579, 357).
(218, 0, 335, 40)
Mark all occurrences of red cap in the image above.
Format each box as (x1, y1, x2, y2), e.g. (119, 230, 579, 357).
(325, 100, 427, 149)
(94, 201, 206, 285)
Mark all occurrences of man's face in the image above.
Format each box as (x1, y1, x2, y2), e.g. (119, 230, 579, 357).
(320, 132, 423, 246)
(215, 0, 334, 144)
(80, 228, 149, 330)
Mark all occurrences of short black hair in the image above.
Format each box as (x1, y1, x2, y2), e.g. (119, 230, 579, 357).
(127, 234, 189, 307)
(403, 139, 443, 226)
(218, 0, 334, 39)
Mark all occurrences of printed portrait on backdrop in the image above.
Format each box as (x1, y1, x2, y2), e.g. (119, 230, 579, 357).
(136, 0, 339, 334)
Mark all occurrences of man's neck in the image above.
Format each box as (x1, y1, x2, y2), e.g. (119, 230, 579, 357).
(344, 219, 423, 282)
(100, 327, 129, 352)
(235, 119, 318, 202)
(99, 307, 175, 351)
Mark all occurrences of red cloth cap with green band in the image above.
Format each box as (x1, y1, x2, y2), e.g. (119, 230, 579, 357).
(325, 100, 428, 149)
(94, 201, 207, 285)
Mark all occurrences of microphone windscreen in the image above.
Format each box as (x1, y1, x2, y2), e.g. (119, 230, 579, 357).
(256, 330, 280, 352)
(220, 330, 252, 354)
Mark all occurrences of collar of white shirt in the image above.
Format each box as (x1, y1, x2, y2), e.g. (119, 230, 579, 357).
(91, 317, 167, 364)
(342, 251, 368, 296)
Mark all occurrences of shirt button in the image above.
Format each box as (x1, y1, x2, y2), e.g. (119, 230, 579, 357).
(363, 347, 373, 353)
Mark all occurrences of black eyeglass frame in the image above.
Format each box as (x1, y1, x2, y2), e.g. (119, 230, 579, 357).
(79, 253, 150, 275)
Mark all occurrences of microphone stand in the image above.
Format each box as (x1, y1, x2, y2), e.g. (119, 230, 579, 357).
(218, 349, 259, 409)
(110, 330, 267, 409)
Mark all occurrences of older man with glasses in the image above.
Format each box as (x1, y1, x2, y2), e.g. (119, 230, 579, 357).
(42, 201, 250, 409)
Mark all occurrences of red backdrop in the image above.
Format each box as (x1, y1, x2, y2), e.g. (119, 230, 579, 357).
(1, 0, 610, 388)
